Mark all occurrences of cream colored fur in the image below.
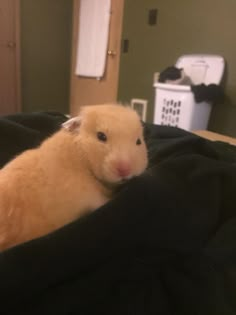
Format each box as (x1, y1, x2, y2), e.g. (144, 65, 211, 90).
(0, 104, 148, 251)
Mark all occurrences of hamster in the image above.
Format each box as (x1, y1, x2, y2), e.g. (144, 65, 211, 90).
(0, 104, 148, 251)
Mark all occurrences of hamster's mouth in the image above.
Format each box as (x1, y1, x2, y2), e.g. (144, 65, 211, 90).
(116, 178, 129, 185)
(94, 174, 131, 190)
(94, 175, 121, 190)
(119, 176, 132, 183)
(91, 166, 135, 190)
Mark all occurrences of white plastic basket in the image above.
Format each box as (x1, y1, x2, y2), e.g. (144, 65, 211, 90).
(153, 82, 212, 131)
(153, 54, 225, 131)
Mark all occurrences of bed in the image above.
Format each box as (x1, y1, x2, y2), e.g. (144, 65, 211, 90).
(0, 112, 236, 315)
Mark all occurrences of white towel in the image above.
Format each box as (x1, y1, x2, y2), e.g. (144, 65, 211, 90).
(75, 0, 111, 78)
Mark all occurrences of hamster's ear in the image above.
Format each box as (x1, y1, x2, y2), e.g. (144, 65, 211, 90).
(62, 116, 81, 133)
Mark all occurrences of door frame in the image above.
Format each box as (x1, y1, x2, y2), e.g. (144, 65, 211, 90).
(69, 0, 124, 115)
(15, 0, 21, 111)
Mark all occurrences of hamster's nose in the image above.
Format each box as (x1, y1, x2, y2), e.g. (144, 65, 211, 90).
(116, 163, 131, 178)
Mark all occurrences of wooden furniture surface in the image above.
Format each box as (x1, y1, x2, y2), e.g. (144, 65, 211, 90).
(193, 130, 236, 146)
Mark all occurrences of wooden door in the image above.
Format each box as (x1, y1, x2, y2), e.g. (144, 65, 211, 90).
(0, 0, 20, 115)
(70, 0, 124, 115)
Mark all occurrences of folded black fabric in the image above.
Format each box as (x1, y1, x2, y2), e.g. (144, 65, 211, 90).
(0, 113, 236, 315)
(158, 66, 182, 83)
(191, 83, 225, 104)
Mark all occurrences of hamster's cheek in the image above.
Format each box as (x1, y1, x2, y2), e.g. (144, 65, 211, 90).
(132, 151, 148, 176)
(101, 166, 119, 183)
(101, 158, 126, 183)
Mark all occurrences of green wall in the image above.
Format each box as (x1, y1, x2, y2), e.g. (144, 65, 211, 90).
(21, 0, 73, 114)
(118, 0, 236, 136)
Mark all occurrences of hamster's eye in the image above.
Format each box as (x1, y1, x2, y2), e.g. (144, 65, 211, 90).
(136, 138, 142, 145)
(97, 131, 107, 142)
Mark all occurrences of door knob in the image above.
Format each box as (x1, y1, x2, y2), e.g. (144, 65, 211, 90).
(107, 50, 116, 56)
(7, 41, 16, 48)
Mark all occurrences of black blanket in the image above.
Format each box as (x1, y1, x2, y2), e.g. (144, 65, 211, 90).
(0, 113, 236, 315)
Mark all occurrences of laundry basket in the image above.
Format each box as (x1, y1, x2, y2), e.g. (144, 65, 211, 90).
(153, 54, 225, 131)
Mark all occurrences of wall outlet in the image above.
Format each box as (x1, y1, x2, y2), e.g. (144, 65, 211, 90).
(130, 98, 148, 122)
